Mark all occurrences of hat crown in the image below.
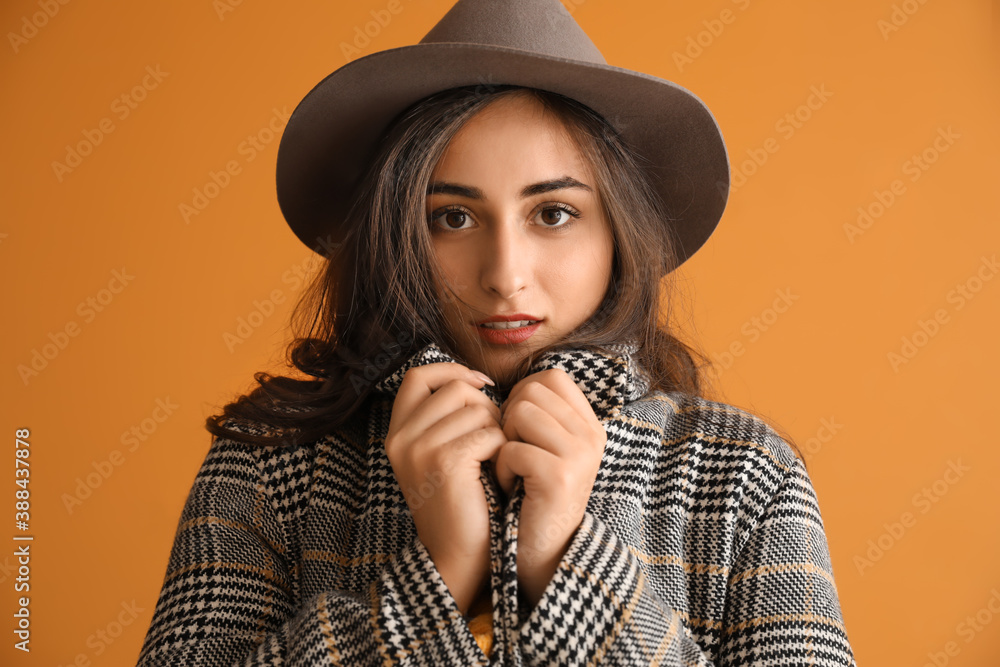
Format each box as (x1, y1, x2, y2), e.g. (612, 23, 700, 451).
(419, 0, 607, 65)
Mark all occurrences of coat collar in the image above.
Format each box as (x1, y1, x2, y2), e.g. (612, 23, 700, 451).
(371, 340, 652, 660)
(372, 340, 651, 420)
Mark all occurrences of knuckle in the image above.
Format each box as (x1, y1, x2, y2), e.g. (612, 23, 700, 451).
(472, 424, 503, 446)
(551, 467, 574, 493)
(478, 403, 499, 423)
(538, 368, 565, 383)
(467, 429, 488, 446)
(521, 382, 544, 399)
(398, 441, 420, 467)
(400, 365, 424, 385)
(480, 426, 504, 446)
(507, 400, 532, 419)
(426, 447, 449, 469)
(439, 378, 461, 392)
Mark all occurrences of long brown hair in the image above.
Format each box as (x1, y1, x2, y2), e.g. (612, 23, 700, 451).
(205, 85, 806, 465)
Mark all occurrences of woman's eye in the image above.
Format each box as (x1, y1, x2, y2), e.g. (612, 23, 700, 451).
(537, 205, 579, 228)
(430, 208, 473, 230)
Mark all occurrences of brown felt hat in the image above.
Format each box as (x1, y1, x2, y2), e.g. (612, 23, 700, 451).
(275, 0, 730, 272)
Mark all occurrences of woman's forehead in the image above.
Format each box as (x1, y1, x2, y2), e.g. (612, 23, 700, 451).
(431, 96, 597, 188)
(460, 91, 569, 136)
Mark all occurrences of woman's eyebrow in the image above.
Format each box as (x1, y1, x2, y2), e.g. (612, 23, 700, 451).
(426, 176, 593, 200)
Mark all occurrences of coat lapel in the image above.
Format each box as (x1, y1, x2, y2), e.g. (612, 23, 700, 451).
(373, 340, 651, 664)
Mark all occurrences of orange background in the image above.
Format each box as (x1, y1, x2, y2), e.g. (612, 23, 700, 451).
(3, 0, 999, 665)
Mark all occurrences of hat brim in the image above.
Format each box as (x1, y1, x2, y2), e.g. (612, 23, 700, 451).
(275, 42, 730, 269)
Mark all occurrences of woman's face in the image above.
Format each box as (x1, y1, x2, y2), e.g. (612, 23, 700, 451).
(426, 93, 615, 386)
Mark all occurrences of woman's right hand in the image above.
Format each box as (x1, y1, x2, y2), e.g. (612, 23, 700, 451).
(384, 362, 504, 615)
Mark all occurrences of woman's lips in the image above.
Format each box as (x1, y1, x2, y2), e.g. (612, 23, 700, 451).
(474, 320, 542, 344)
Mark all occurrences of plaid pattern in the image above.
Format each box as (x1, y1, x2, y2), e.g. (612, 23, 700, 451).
(137, 341, 857, 666)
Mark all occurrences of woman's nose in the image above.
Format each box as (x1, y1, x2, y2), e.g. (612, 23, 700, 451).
(479, 218, 528, 299)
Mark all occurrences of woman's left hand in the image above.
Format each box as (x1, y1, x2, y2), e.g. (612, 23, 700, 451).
(492, 368, 607, 609)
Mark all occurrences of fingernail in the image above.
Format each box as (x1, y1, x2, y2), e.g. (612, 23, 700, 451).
(474, 371, 495, 386)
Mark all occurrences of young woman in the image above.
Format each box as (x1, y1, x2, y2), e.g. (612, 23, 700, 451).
(138, 1, 857, 665)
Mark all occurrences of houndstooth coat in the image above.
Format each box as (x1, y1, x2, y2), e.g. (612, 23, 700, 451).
(137, 341, 858, 666)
